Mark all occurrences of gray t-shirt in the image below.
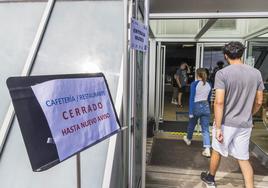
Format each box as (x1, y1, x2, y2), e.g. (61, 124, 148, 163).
(214, 64, 265, 128)
(176, 69, 187, 87)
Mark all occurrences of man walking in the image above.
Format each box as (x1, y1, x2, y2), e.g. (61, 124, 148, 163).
(175, 62, 190, 108)
(201, 41, 264, 188)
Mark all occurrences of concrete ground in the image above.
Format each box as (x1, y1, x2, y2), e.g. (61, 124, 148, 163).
(146, 133, 268, 188)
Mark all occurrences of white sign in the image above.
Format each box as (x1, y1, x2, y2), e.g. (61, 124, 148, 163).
(130, 18, 149, 52)
(32, 77, 120, 161)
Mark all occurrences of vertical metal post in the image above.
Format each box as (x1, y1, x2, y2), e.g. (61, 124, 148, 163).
(155, 41, 161, 131)
(160, 46, 166, 121)
(244, 40, 249, 62)
(141, 0, 150, 187)
(148, 39, 157, 118)
(128, 1, 134, 187)
(122, 0, 130, 187)
(76, 153, 81, 188)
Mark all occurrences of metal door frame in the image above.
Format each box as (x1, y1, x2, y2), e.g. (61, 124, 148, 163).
(155, 42, 166, 130)
(159, 45, 166, 121)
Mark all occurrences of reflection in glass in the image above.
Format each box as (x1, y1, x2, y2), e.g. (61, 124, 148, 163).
(0, 2, 46, 128)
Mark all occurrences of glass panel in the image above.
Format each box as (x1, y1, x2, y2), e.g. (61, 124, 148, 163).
(202, 46, 227, 86)
(203, 19, 245, 38)
(247, 42, 268, 157)
(247, 43, 268, 81)
(247, 19, 268, 35)
(212, 19, 236, 30)
(0, 2, 77, 188)
(0, 119, 77, 188)
(204, 18, 268, 38)
(150, 19, 200, 37)
(0, 2, 46, 128)
(31, 1, 124, 188)
(150, 18, 268, 39)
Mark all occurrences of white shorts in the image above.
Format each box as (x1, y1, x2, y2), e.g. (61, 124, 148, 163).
(212, 125, 252, 160)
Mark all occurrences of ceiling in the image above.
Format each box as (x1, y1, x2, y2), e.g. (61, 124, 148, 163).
(150, 0, 268, 14)
(150, 18, 268, 40)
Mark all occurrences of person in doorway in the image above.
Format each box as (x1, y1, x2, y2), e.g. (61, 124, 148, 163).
(171, 68, 179, 105)
(183, 68, 212, 157)
(201, 41, 264, 188)
(211, 61, 225, 86)
(175, 62, 190, 108)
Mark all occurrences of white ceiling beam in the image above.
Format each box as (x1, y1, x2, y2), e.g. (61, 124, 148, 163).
(155, 38, 243, 42)
(195, 19, 218, 40)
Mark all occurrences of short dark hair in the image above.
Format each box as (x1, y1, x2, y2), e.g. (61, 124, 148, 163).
(217, 61, 224, 66)
(223, 41, 245, 60)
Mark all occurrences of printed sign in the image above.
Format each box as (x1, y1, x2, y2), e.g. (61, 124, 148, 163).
(31, 77, 120, 161)
(130, 18, 149, 52)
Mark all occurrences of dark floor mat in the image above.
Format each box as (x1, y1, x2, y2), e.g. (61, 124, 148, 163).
(159, 121, 213, 132)
(159, 121, 188, 132)
(150, 139, 268, 176)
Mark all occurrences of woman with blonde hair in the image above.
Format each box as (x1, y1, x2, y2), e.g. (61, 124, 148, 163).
(183, 68, 212, 157)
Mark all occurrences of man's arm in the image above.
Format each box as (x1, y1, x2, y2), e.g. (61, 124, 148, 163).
(252, 90, 263, 115)
(214, 89, 225, 130)
(175, 75, 182, 88)
(186, 64, 191, 73)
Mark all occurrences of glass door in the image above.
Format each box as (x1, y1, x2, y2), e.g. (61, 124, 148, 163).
(196, 43, 227, 86)
(155, 43, 166, 130)
(130, 2, 147, 188)
(246, 41, 268, 158)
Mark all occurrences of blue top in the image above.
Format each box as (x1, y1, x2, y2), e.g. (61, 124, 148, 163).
(189, 80, 212, 116)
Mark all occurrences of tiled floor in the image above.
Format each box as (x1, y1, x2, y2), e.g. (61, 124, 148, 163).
(163, 91, 189, 121)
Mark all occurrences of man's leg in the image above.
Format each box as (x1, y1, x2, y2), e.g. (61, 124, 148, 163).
(201, 149, 221, 186)
(172, 87, 176, 102)
(209, 149, 221, 176)
(178, 92, 182, 106)
(229, 127, 253, 188)
(238, 160, 254, 188)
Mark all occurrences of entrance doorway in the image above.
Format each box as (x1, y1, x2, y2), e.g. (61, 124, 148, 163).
(163, 43, 196, 121)
(147, 8, 268, 188)
(158, 43, 228, 123)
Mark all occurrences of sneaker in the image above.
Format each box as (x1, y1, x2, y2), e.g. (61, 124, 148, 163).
(183, 135, 191, 146)
(201, 172, 216, 188)
(202, 148, 211, 158)
(171, 100, 178, 105)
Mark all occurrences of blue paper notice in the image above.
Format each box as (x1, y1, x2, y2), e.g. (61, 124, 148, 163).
(131, 18, 149, 52)
(32, 77, 120, 161)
